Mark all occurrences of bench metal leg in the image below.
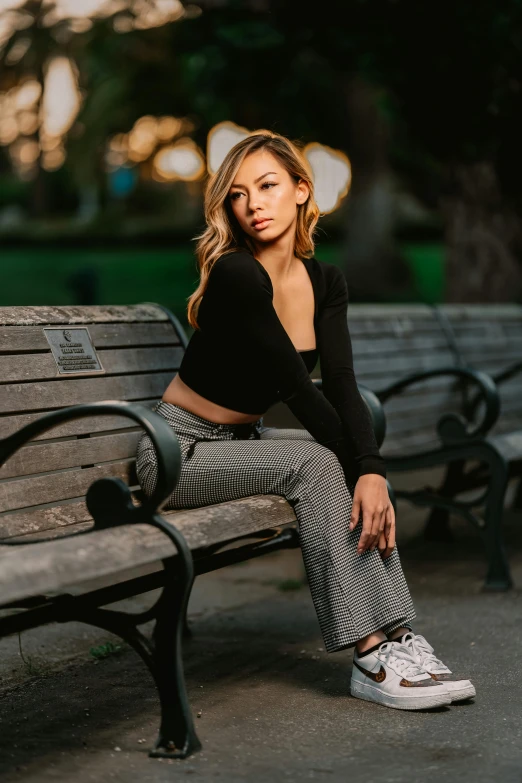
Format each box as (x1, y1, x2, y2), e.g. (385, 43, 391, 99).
(423, 460, 466, 542)
(512, 476, 522, 511)
(77, 488, 202, 760)
(73, 604, 201, 758)
(394, 442, 512, 590)
(131, 512, 202, 758)
(147, 557, 201, 758)
(476, 444, 512, 591)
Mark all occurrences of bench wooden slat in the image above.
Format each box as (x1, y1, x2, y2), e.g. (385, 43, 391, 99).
(3, 519, 94, 543)
(0, 495, 296, 606)
(487, 430, 522, 462)
(0, 460, 135, 513)
(0, 322, 179, 352)
(354, 352, 457, 378)
(0, 372, 173, 414)
(0, 401, 158, 441)
(383, 436, 443, 457)
(438, 304, 522, 319)
(0, 305, 168, 326)
(0, 499, 92, 540)
(0, 432, 141, 479)
(343, 335, 450, 355)
(0, 347, 182, 384)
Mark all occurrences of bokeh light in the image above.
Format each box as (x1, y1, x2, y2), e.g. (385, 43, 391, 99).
(153, 138, 205, 182)
(303, 142, 352, 214)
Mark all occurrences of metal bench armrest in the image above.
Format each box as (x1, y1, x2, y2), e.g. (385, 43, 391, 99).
(0, 401, 182, 519)
(375, 366, 500, 443)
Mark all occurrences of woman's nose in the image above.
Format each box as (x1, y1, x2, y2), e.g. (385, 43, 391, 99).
(248, 193, 263, 211)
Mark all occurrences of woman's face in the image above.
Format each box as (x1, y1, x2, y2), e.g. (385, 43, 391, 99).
(227, 149, 309, 246)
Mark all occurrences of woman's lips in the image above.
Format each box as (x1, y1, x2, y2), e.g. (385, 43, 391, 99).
(252, 219, 272, 230)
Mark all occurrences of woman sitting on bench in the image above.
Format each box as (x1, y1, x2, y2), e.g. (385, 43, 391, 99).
(136, 130, 475, 711)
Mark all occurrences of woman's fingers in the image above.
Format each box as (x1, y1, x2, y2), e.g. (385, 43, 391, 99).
(384, 500, 393, 542)
(377, 530, 387, 554)
(357, 504, 375, 554)
(369, 506, 386, 551)
(349, 495, 362, 532)
(382, 505, 396, 558)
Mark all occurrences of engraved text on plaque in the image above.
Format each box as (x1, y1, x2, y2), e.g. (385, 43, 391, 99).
(44, 327, 105, 376)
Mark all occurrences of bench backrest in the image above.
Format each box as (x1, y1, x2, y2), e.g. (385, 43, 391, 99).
(1, 301, 519, 546)
(0, 305, 183, 544)
(266, 303, 472, 458)
(345, 304, 467, 458)
(437, 305, 522, 438)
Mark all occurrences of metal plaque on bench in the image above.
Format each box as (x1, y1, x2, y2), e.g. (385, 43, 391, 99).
(43, 327, 105, 376)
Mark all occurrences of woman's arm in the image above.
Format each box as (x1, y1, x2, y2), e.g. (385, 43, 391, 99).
(315, 264, 394, 555)
(316, 264, 387, 480)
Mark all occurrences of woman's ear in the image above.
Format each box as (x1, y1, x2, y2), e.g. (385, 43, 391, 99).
(296, 178, 310, 205)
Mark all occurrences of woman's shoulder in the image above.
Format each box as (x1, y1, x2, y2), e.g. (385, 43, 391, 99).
(207, 249, 272, 300)
(307, 256, 347, 301)
(308, 255, 344, 281)
(211, 248, 266, 283)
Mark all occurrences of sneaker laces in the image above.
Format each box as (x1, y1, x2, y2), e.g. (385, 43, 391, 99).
(375, 640, 430, 680)
(402, 632, 451, 673)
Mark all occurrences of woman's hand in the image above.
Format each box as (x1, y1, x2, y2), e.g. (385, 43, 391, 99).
(349, 474, 396, 558)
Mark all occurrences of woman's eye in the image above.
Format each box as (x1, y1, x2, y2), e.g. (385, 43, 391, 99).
(229, 182, 276, 201)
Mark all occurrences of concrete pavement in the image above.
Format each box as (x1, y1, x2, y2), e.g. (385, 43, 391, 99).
(1, 474, 521, 783)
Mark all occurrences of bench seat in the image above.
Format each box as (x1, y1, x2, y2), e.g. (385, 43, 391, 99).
(0, 494, 296, 607)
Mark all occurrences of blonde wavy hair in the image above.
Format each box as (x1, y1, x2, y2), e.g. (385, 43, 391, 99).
(187, 129, 320, 330)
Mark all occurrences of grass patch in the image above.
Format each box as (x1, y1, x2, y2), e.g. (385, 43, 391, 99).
(89, 641, 124, 660)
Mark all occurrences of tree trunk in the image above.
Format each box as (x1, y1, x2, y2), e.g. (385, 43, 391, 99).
(441, 161, 522, 302)
(340, 76, 412, 301)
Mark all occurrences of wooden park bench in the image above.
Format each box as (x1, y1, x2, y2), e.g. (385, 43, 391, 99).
(0, 304, 386, 761)
(337, 303, 521, 591)
(0, 301, 516, 759)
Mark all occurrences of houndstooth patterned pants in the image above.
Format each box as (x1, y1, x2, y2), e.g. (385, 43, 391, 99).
(135, 401, 416, 653)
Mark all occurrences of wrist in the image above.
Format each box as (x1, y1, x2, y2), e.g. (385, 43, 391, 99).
(359, 461, 387, 480)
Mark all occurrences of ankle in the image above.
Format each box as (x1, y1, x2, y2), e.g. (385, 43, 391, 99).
(387, 626, 413, 643)
(356, 631, 388, 655)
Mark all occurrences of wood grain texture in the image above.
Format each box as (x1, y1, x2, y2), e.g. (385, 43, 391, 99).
(0, 322, 179, 353)
(487, 430, 522, 461)
(0, 500, 92, 541)
(0, 495, 297, 605)
(0, 431, 141, 479)
(0, 460, 135, 513)
(0, 372, 172, 413)
(0, 401, 158, 441)
(0, 305, 168, 326)
(0, 347, 182, 384)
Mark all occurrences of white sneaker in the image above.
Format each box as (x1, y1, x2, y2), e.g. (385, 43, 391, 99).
(350, 640, 452, 710)
(400, 632, 476, 703)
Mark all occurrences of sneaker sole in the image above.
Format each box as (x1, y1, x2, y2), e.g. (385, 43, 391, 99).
(350, 679, 451, 710)
(448, 683, 476, 702)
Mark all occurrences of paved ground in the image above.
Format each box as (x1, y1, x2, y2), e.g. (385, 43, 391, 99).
(1, 471, 521, 783)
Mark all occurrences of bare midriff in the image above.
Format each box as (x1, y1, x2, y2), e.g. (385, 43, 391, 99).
(161, 373, 264, 424)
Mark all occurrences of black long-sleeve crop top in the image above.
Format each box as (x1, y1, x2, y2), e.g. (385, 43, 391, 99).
(177, 249, 386, 485)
